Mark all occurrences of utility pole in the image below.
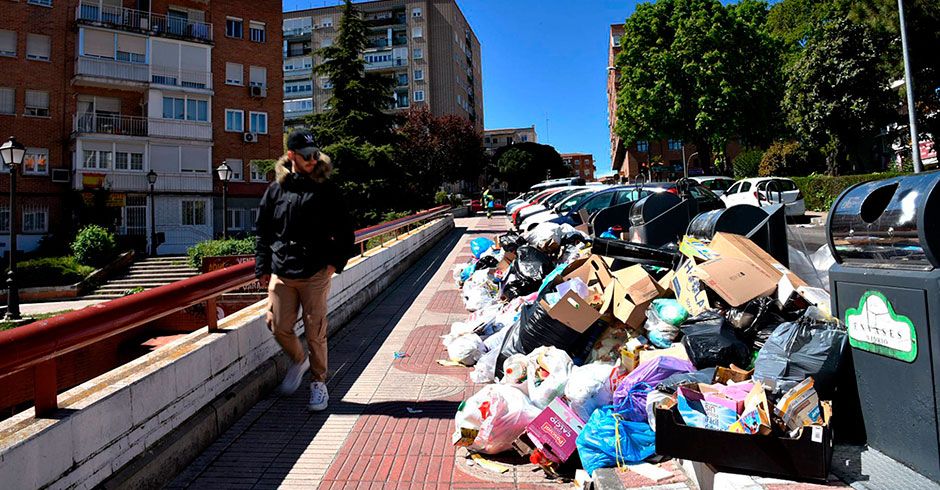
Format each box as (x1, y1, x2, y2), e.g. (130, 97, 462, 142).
(898, 0, 923, 173)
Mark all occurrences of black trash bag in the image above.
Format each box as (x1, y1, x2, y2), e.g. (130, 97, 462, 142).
(655, 367, 717, 394)
(558, 243, 584, 265)
(497, 232, 527, 254)
(473, 254, 499, 272)
(680, 312, 752, 369)
(495, 302, 599, 378)
(723, 297, 788, 348)
(591, 237, 679, 268)
(753, 306, 847, 398)
(502, 246, 554, 300)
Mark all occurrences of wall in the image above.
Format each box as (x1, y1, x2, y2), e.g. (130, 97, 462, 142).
(0, 215, 454, 490)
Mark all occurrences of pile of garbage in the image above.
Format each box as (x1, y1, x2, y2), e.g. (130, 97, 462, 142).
(445, 221, 845, 483)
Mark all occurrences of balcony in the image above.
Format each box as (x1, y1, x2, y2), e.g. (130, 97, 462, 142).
(75, 113, 148, 137)
(76, 1, 213, 44)
(285, 107, 314, 120)
(151, 65, 212, 90)
(148, 119, 211, 141)
(73, 170, 212, 193)
(74, 57, 149, 86)
(284, 67, 311, 79)
(365, 58, 407, 71)
(365, 14, 406, 27)
(283, 26, 312, 38)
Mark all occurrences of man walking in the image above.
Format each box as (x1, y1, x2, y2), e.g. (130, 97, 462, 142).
(255, 130, 355, 411)
(482, 187, 494, 219)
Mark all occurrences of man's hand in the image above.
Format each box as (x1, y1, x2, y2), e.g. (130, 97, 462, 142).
(326, 265, 336, 276)
(259, 274, 271, 289)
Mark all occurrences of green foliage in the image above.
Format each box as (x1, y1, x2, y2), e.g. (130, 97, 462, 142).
(434, 190, 450, 206)
(759, 141, 810, 176)
(8, 257, 95, 288)
(186, 238, 254, 269)
(70, 225, 117, 267)
(732, 149, 764, 179)
(493, 143, 568, 191)
(0, 310, 74, 331)
(250, 159, 276, 181)
(790, 171, 905, 211)
(122, 286, 145, 296)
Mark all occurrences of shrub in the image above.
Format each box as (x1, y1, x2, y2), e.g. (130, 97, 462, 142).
(71, 225, 117, 267)
(7, 257, 95, 288)
(434, 190, 450, 206)
(732, 149, 763, 179)
(186, 237, 254, 269)
(759, 141, 809, 177)
(790, 172, 906, 212)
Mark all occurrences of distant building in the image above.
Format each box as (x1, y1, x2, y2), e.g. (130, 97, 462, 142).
(483, 126, 537, 154)
(283, 0, 483, 131)
(560, 153, 595, 181)
(607, 24, 627, 179)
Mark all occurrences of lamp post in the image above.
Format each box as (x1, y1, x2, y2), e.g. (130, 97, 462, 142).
(898, 0, 923, 173)
(146, 170, 157, 256)
(1, 137, 26, 320)
(215, 161, 233, 239)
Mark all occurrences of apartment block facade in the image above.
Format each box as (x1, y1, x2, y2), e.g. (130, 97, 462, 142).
(0, 0, 282, 256)
(560, 153, 595, 181)
(483, 126, 537, 155)
(282, 0, 483, 132)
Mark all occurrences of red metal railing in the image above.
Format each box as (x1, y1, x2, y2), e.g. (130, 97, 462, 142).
(0, 206, 451, 416)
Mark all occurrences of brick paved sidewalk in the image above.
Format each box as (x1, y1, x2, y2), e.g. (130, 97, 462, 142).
(169, 215, 851, 490)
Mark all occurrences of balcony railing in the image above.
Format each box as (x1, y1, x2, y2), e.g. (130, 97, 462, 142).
(284, 67, 311, 78)
(283, 26, 313, 37)
(365, 58, 407, 70)
(151, 65, 212, 90)
(75, 56, 149, 84)
(148, 118, 212, 140)
(75, 113, 148, 137)
(73, 170, 212, 193)
(285, 107, 314, 119)
(76, 1, 213, 43)
(365, 15, 407, 27)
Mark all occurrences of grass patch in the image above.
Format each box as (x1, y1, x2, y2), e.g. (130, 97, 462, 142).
(0, 310, 73, 331)
(4, 257, 95, 289)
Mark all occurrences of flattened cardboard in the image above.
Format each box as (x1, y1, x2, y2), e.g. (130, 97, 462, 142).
(539, 290, 601, 333)
(639, 343, 690, 364)
(709, 233, 809, 290)
(602, 265, 662, 328)
(679, 235, 719, 262)
(694, 257, 778, 308)
(672, 259, 711, 316)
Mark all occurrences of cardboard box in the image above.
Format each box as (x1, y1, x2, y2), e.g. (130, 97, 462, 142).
(526, 398, 586, 464)
(714, 365, 754, 384)
(679, 235, 719, 262)
(496, 250, 517, 274)
(709, 233, 809, 290)
(655, 404, 834, 482)
(538, 290, 601, 333)
(672, 259, 711, 316)
(602, 265, 664, 328)
(728, 382, 773, 435)
(694, 257, 778, 308)
(639, 343, 690, 364)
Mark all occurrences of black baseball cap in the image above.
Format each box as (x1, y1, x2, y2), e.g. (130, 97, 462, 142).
(286, 129, 319, 153)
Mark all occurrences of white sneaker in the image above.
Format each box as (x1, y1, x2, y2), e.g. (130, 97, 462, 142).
(308, 382, 329, 412)
(278, 357, 309, 395)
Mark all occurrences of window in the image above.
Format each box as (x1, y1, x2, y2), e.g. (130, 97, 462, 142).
(187, 99, 208, 122)
(412, 7, 422, 17)
(249, 112, 268, 134)
(249, 21, 266, 43)
(636, 140, 649, 153)
(414, 90, 425, 102)
(739, 182, 752, 192)
(28, 0, 53, 6)
(0, 30, 15, 57)
(228, 208, 249, 230)
(23, 148, 48, 175)
(668, 139, 682, 151)
(225, 109, 243, 132)
(414, 69, 424, 81)
(226, 17, 243, 38)
(249, 66, 267, 88)
(320, 77, 333, 89)
(412, 26, 423, 38)
(250, 162, 267, 182)
(162, 96, 185, 120)
(115, 34, 146, 63)
(521, 135, 528, 142)
(22, 206, 48, 233)
(224, 158, 243, 181)
(162, 96, 207, 121)
(225, 62, 243, 85)
(115, 151, 144, 171)
(24, 90, 49, 117)
(320, 38, 333, 48)
(413, 48, 423, 59)
(181, 200, 207, 226)
(321, 17, 333, 28)
(26, 34, 50, 61)
(285, 81, 312, 94)
(180, 146, 209, 173)
(0, 88, 13, 114)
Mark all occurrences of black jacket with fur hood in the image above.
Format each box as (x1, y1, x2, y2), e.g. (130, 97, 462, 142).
(254, 155, 355, 279)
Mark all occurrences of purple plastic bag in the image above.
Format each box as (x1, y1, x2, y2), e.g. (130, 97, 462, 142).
(612, 356, 695, 422)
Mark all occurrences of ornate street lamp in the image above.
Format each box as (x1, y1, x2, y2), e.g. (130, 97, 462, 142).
(0, 136, 26, 320)
(215, 162, 233, 239)
(147, 170, 157, 256)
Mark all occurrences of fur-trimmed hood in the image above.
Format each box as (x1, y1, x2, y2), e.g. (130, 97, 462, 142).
(275, 152, 333, 185)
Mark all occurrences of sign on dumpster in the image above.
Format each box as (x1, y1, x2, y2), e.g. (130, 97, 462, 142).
(845, 290, 918, 363)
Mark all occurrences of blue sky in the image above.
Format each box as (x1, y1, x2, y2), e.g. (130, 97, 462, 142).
(282, 0, 638, 176)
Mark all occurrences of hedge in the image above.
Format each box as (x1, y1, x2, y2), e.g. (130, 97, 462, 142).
(4, 257, 95, 289)
(187, 237, 255, 269)
(790, 172, 905, 212)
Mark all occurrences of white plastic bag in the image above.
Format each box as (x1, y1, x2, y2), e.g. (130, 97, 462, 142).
(463, 270, 499, 312)
(526, 346, 574, 409)
(564, 362, 615, 422)
(646, 390, 673, 431)
(559, 223, 590, 243)
(524, 222, 563, 253)
(443, 333, 484, 366)
(470, 348, 500, 383)
(498, 353, 529, 394)
(453, 384, 541, 454)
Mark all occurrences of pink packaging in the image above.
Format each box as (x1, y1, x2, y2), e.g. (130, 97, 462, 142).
(525, 398, 586, 463)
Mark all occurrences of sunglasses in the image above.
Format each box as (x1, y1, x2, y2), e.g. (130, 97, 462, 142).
(295, 148, 320, 161)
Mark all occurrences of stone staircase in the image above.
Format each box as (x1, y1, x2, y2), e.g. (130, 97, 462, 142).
(83, 256, 200, 300)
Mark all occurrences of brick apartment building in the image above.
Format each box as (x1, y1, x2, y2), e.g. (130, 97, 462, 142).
(0, 0, 282, 257)
(560, 153, 595, 181)
(483, 126, 537, 155)
(282, 0, 483, 132)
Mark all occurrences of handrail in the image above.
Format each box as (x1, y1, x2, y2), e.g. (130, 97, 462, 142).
(0, 205, 453, 416)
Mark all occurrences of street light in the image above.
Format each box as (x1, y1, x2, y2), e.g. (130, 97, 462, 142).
(215, 161, 233, 239)
(146, 170, 157, 256)
(0, 136, 26, 320)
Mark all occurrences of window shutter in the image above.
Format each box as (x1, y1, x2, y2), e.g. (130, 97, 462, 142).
(25, 90, 49, 109)
(84, 30, 114, 58)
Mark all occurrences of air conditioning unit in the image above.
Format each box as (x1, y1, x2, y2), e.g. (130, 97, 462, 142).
(249, 85, 267, 98)
(243, 132, 258, 143)
(51, 169, 70, 183)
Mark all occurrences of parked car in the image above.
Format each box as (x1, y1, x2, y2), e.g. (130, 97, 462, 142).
(689, 176, 736, 197)
(470, 198, 505, 213)
(512, 187, 586, 227)
(503, 188, 562, 216)
(721, 177, 806, 216)
(506, 190, 541, 213)
(518, 186, 627, 232)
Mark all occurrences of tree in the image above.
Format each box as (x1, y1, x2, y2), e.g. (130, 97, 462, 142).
(614, 0, 784, 173)
(783, 18, 894, 175)
(492, 143, 568, 191)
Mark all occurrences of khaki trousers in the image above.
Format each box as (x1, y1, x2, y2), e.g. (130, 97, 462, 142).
(266, 269, 332, 382)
